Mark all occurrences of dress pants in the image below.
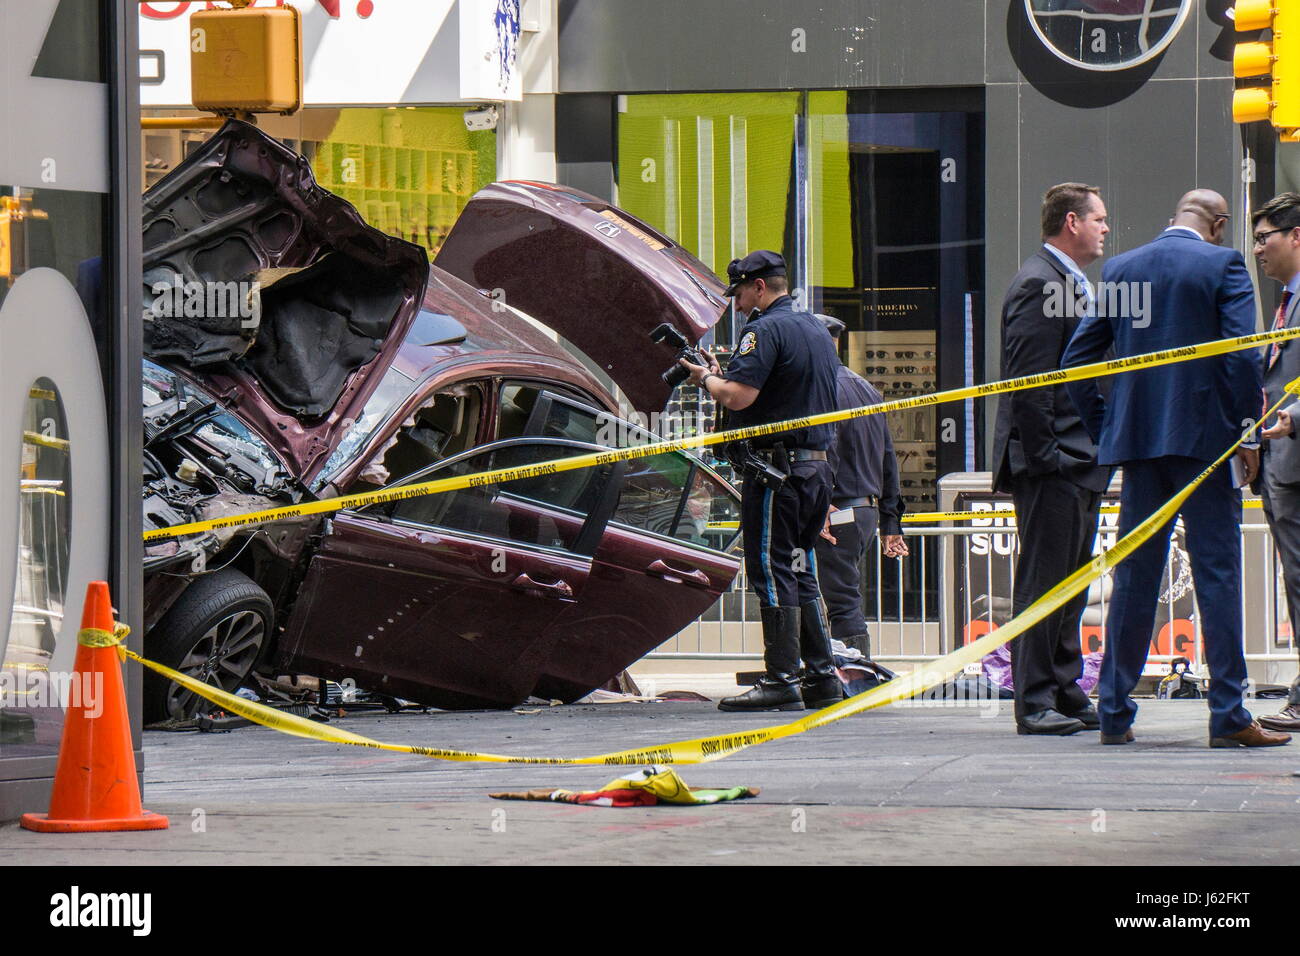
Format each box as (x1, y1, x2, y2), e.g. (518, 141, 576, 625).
(1008, 474, 1100, 722)
(1259, 452, 1300, 707)
(1100, 456, 1252, 738)
(814, 505, 880, 648)
(741, 459, 833, 609)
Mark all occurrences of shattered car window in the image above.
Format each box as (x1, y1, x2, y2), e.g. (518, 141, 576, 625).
(314, 362, 417, 487)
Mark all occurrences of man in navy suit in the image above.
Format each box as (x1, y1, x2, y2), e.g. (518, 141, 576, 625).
(1063, 189, 1289, 748)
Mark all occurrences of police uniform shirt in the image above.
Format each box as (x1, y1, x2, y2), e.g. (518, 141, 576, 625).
(723, 295, 839, 450)
(828, 365, 904, 534)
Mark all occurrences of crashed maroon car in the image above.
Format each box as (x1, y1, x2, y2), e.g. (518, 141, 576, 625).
(141, 121, 739, 720)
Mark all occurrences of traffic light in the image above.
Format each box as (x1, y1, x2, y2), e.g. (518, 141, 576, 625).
(190, 2, 302, 115)
(1234, 0, 1300, 141)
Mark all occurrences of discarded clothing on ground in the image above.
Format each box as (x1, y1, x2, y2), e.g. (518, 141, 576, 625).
(832, 639, 898, 695)
(489, 766, 760, 807)
(981, 642, 1102, 695)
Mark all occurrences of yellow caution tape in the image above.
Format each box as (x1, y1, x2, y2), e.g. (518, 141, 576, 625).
(718, 501, 1269, 527)
(23, 431, 68, 452)
(904, 500, 1266, 524)
(78, 624, 129, 649)
(145, 326, 1300, 542)
(119, 388, 1291, 765)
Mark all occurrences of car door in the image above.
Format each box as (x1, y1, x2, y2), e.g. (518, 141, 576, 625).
(498, 393, 742, 699)
(533, 447, 741, 700)
(276, 439, 620, 709)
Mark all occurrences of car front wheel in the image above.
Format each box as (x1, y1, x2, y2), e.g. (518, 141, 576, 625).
(143, 568, 273, 724)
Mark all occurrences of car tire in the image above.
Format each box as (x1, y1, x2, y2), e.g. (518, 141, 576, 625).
(143, 568, 273, 724)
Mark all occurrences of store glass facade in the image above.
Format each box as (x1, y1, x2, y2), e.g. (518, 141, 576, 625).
(142, 107, 497, 259)
(617, 90, 985, 618)
(0, 0, 133, 814)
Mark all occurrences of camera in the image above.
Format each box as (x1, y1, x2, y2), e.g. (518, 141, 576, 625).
(651, 321, 709, 389)
(463, 106, 499, 131)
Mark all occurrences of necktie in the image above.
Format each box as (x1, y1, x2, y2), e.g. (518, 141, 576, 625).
(1074, 273, 1094, 316)
(1269, 289, 1293, 371)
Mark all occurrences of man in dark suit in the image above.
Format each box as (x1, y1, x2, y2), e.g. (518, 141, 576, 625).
(992, 183, 1112, 735)
(1063, 189, 1290, 748)
(1247, 193, 1300, 732)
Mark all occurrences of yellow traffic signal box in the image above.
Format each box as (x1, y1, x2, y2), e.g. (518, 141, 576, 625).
(1234, 0, 1300, 140)
(190, 4, 302, 114)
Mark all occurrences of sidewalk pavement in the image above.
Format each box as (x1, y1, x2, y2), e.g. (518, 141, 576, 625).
(3, 699, 1298, 865)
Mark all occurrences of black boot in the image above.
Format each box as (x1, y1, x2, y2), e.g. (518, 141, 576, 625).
(799, 600, 843, 709)
(719, 606, 804, 712)
(844, 632, 872, 660)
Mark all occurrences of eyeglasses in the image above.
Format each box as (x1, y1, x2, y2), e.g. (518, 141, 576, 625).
(1254, 227, 1292, 247)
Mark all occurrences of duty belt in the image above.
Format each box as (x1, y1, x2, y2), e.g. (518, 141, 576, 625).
(755, 447, 828, 463)
(832, 495, 879, 509)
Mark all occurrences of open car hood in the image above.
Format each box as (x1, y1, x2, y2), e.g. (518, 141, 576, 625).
(434, 181, 728, 414)
(142, 119, 430, 479)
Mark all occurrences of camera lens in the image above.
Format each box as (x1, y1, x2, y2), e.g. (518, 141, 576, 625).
(662, 363, 691, 388)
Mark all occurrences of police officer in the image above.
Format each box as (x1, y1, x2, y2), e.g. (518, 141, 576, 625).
(813, 315, 907, 661)
(679, 251, 841, 711)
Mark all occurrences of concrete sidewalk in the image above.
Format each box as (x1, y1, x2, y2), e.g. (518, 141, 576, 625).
(4, 699, 1298, 865)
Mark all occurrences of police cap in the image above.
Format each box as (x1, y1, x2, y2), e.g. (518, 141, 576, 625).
(724, 250, 787, 297)
(815, 313, 846, 339)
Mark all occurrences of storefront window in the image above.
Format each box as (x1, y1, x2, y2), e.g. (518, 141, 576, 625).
(142, 107, 497, 258)
(618, 93, 801, 283)
(617, 89, 985, 620)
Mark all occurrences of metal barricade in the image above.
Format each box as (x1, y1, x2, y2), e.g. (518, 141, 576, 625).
(646, 473, 1299, 691)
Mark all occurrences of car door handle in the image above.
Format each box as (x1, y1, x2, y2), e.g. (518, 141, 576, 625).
(645, 560, 712, 588)
(510, 573, 574, 600)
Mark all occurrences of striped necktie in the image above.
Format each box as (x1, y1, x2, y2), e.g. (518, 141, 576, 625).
(1270, 289, 1294, 370)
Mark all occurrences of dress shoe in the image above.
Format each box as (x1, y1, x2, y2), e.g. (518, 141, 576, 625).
(1064, 705, 1101, 730)
(1016, 709, 1086, 735)
(718, 606, 804, 712)
(1100, 728, 1135, 745)
(1258, 703, 1300, 733)
(1209, 719, 1292, 748)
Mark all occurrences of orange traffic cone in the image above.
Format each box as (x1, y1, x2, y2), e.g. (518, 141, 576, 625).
(20, 581, 169, 832)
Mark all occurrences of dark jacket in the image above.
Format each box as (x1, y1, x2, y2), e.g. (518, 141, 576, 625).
(828, 365, 903, 534)
(1063, 230, 1261, 466)
(992, 248, 1109, 494)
